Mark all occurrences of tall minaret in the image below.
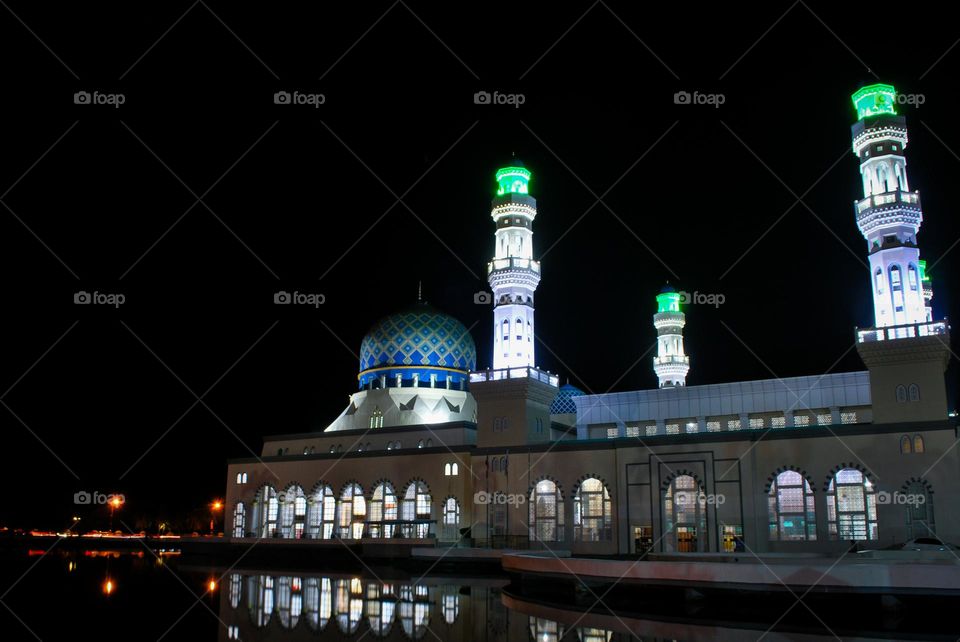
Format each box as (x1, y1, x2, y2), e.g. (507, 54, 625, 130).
(851, 83, 932, 332)
(488, 161, 540, 370)
(653, 285, 689, 387)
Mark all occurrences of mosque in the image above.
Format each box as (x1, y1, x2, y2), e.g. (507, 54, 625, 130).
(224, 84, 956, 556)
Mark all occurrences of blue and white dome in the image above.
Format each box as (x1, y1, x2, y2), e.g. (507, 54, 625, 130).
(358, 303, 477, 389)
(550, 383, 585, 414)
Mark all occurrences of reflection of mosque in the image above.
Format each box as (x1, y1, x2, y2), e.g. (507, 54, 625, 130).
(225, 85, 958, 556)
(217, 571, 883, 641)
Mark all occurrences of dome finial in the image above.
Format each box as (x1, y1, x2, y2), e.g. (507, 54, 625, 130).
(417, 280, 422, 302)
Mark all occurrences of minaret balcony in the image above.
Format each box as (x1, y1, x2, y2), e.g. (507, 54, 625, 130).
(855, 190, 922, 235)
(654, 355, 690, 367)
(855, 319, 948, 343)
(487, 257, 541, 274)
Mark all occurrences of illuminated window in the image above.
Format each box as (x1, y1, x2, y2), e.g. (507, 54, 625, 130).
(826, 468, 878, 540)
(417, 439, 424, 449)
(816, 413, 832, 426)
(625, 425, 640, 437)
(771, 416, 785, 428)
(908, 264, 918, 290)
(308, 485, 336, 539)
(401, 481, 431, 538)
(338, 483, 366, 539)
(874, 269, 884, 294)
(529, 479, 564, 542)
(900, 435, 912, 454)
(645, 424, 658, 436)
(441, 497, 461, 541)
(793, 415, 809, 427)
(767, 471, 816, 541)
(749, 417, 764, 429)
(666, 423, 679, 434)
(574, 478, 612, 542)
(727, 419, 742, 431)
(280, 485, 307, 539)
(913, 434, 924, 454)
(606, 427, 618, 439)
(706, 421, 721, 432)
(368, 481, 398, 538)
(256, 485, 279, 538)
(232, 502, 246, 537)
(370, 407, 383, 429)
(686, 421, 699, 433)
(841, 412, 858, 424)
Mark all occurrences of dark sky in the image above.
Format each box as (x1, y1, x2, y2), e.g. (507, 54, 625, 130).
(1, 1, 958, 528)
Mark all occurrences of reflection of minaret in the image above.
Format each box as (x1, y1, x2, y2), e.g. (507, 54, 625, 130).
(653, 285, 689, 387)
(488, 160, 540, 370)
(851, 83, 932, 332)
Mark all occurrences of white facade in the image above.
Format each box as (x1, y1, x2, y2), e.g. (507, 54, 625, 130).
(488, 166, 540, 370)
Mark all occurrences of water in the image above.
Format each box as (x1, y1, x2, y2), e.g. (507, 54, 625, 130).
(0, 548, 955, 641)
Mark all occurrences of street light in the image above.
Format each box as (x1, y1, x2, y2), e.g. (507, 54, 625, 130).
(108, 495, 123, 533)
(210, 500, 223, 535)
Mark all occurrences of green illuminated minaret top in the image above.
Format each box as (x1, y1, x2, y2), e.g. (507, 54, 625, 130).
(656, 290, 681, 313)
(495, 162, 531, 196)
(851, 83, 897, 120)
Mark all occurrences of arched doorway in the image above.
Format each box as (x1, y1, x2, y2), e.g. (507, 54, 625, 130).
(663, 474, 706, 552)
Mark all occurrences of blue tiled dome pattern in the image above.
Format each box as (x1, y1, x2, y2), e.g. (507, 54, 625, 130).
(359, 304, 476, 375)
(550, 383, 585, 414)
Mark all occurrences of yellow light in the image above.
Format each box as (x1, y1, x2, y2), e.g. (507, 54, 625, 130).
(208, 579, 217, 592)
(103, 579, 114, 595)
(109, 497, 123, 509)
(212, 500, 223, 511)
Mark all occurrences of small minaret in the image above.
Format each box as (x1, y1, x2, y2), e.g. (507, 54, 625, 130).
(488, 160, 540, 370)
(851, 83, 931, 332)
(653, 285, 689, 387)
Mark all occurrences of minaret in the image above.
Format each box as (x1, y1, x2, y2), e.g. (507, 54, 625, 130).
(488, 161, 540, 370)
(653, 285, 689, 387)
(851, 83, 932, 333)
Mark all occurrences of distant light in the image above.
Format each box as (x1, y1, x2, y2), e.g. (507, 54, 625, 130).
(208, 579, 217, 592)
(103, 579, 114, 595)
(212, 500, 223, 511)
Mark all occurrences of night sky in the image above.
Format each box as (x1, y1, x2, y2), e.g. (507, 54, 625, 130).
(1, 2, 957, 529)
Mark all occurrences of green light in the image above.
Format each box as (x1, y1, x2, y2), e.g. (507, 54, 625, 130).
(656, 292, 680, 313)
(851, 83, 897, 120)
(918, 259, 930, 283)
(495, 166, 531, 196)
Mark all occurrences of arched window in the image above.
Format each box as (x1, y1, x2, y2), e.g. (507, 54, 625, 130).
(329, 445, 336, 454)
(417, 439, 424, 449)
(900, 435, 913, 454)
(366, 582, 395, 636)
(304, 577, 332, 631)
(249, 575, 274, 627)
(280, 485, 307, 539)
(908, 384, 920, 402)
(529, 479, 564, 542)
(369, 482, 398, 538)
(826, 468, 878, 540)
(874, 269, 884, 294)
(425, 439, 432, 447)
(232, 502, 246, 538)
(913, 434, 924, 454)
(450, 462, 459, 476)
(254, 486, 279, 538)
(904, 481, 935, 539)
(229, 573, 242, 609)
(502, 319, 509, 341)
(574, 478, 612, 541)
(276, 576, 303, 630)
(501, 456, 507, 473)
(515, 317, 523, 340)
(242, 472, 248, 484)
(308, 485, 336, 539)
(398, 584, 430, 639)
(908, 264, 919, 290)
(334, 578, 363, 634)
(896, 385, 907, 403)
(663, 475, 705, 552)
(401, 481, 432, 538)
(767, 471, 816, 541)
(338, 483, 366, 539)
(441, 497, 461, 541)
(370, 407, 383, 429)
(236, 472, 243, 484)
(444, 463, 452, 476)
(441, 587, 459, 624)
